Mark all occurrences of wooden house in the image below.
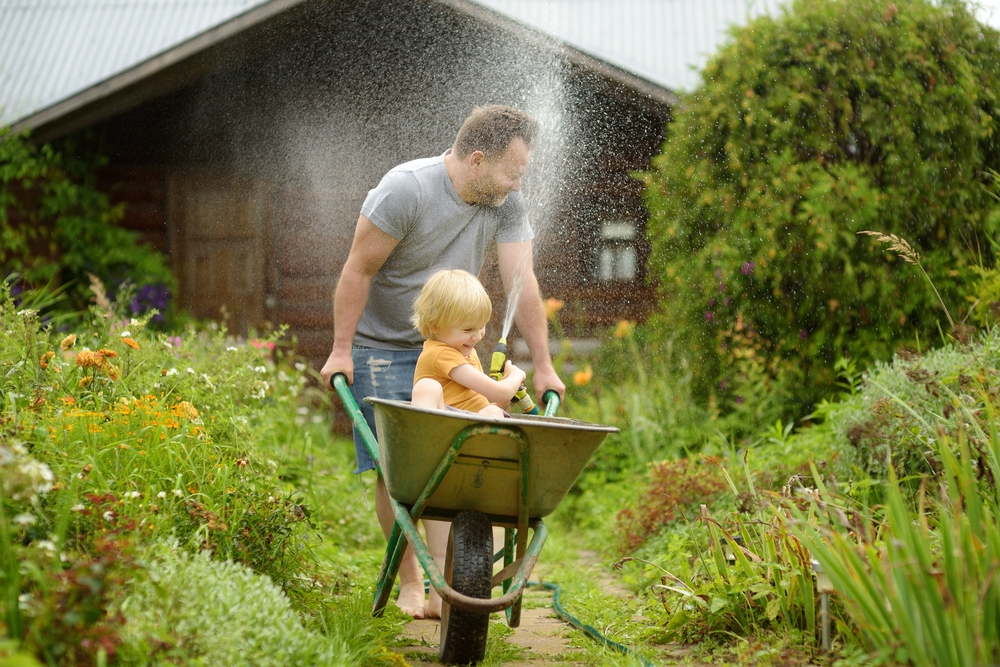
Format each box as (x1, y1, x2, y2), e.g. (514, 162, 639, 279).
(3, 0, 763, 366)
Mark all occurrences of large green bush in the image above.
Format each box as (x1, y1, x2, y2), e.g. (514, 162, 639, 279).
(641, 0, 1000, 419)
(0, 128, 176, 319)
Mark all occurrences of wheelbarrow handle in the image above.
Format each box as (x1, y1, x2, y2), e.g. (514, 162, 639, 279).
(542, 390, 560, 417)
(330, 372, 382, 473)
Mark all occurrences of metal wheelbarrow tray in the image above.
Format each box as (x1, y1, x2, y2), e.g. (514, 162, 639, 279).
(331, 375, 617, 664)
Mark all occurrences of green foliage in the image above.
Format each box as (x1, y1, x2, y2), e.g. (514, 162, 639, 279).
(117, 547, 353, 666)
(0, 281, 407, 665)
(794, 417, 1000, 666)
(0, 128, 176, 319)
(641, 0, 1000, 423)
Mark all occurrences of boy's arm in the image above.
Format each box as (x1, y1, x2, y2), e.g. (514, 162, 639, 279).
(450, 363, 525, 405)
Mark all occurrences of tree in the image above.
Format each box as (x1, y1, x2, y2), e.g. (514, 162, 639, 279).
(641, 0, 1000, 420)
(0, 128, 176, 319)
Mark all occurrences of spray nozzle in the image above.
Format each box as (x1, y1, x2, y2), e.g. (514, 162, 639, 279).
(488, 337, 538, 415)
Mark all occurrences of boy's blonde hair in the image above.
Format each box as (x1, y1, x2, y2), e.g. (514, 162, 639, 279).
(411, 269, 492, 338)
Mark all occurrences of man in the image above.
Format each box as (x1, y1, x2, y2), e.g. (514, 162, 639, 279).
(320, 104, 565, 619)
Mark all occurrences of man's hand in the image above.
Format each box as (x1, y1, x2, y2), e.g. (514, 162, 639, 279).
(532, 366, 565, 405)
(321, 348, 354, 388)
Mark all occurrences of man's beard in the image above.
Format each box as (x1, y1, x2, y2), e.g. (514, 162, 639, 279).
(470, 179, 509, 207)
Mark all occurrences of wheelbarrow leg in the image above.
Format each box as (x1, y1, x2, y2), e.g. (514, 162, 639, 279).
(506, 436, 531, 627)
(372, 521, 406, 615)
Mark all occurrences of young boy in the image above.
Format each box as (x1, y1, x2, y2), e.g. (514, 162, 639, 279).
(411, 269, 526, 418)
(406, 268, 526, 618)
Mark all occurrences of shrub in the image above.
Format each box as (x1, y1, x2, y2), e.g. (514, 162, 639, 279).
(641, 0, 1000, 423)
(117, 547, 352, 666)
(616, 458, 727, 552)
(0, 128, 177, 321)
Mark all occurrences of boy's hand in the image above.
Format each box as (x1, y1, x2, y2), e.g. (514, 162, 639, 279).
(502, 361, 527, 386)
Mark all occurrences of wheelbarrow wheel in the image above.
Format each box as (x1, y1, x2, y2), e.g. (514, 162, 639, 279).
(439, 510, 493, 665)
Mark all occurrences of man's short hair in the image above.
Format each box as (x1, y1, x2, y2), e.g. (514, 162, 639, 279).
(452, 105, 539, 159)
(411, 269, 493, 339)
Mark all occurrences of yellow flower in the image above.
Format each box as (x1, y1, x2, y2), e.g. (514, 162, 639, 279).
(573, 365, 593, 386)
(78, 377, 93, 388)
(544, 298, 564, 322)
(40, 351, 55, 368)
(107, 364, 121, 381)
(98, 348, 118, 358)
(613, 320, 635, 339)
(60, 334, 77, 350)
(75, 350, 106, 369)
(122, 338, 140, 350)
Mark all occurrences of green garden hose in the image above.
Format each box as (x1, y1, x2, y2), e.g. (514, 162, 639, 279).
(526, 581, 655, 667)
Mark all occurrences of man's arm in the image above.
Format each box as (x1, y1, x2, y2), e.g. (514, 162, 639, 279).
(497, 240, 566, 401)
(321, 215, 399, 387)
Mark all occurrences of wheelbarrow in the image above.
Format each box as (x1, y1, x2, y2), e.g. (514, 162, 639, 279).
(331, 373, 617, 664)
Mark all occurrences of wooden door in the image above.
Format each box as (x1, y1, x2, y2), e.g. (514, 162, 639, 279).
(168, 173, 274, 335)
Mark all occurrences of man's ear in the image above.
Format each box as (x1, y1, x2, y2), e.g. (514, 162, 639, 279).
(469, 150, 487, 169)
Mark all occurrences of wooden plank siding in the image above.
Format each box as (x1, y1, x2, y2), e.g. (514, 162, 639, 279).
(77, 0, 670, 371)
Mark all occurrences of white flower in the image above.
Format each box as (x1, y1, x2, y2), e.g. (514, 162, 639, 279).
(294, 362, 307, 372)
(296, 406, 309, 415)
(13, 513, 36, 526)
(120, 331, 132, 337)
(254, 366, 267, 373)
(186, 367, 195, 374)
(227, 346, 238, 352)
(128, 491, 141, 499)
(37, 540, 56, 553)
(173, 489, 184, 498)
(163, 340, 175, 348)
(157, 491, 167, 499)
(165, 368, 178, 376)
(71, 503, 86, 512)
(103, 511, 115, 521)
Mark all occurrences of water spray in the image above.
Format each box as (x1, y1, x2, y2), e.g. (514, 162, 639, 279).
(488, 337, 538, 415)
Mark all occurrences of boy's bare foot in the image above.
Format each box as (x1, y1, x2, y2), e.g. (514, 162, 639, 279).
(424, 595, 442, 619)
(397, 582, 426, 619)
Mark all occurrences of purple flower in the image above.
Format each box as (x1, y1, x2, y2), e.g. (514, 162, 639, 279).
(724, 297, 732, 306)
(708, 298, 716, 308)
(799, 329, 808, 340)
(718, 282, 726, 292)
(742, 261, 755, 275)
(704, 311, 716, 323)
(719, 380, 728, 391)
(130, 283, 170, 323)
(735, 396, 744, 404)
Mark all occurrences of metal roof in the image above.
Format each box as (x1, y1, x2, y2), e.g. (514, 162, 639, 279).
(5, 0, 1000, 130)
(0, 0, 269, 126)
(468, 0, 788, 93)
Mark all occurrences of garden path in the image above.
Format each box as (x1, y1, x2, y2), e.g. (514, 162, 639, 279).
(395, 550, 714, 666)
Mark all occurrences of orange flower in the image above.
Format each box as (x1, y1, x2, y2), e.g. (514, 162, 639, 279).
(60, 396, 75, 405)
(78, 377, 93, 388)
(97, 348, 118, 358)
(60, 334, 77, 350)
(122, 338, 140, 350)
(613, 320, 635, 339)
(544, 298, 564, 322)
(573, 365, 593, 386)
(75, 350, 106, 368)
(40, 351, 55, 368)
(172, 401, 199, 420)
(107, 364, 121, 381)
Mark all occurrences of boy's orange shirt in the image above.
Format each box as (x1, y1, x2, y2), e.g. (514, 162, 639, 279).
(413, 339, 490, 412)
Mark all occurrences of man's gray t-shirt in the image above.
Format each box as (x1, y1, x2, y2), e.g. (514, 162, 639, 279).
(356, 152, 534, 350)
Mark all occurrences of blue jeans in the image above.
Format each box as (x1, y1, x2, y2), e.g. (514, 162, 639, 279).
(349, 346, 422, 474)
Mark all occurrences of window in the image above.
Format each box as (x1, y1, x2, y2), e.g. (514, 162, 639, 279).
(596, 220, 637, 281)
